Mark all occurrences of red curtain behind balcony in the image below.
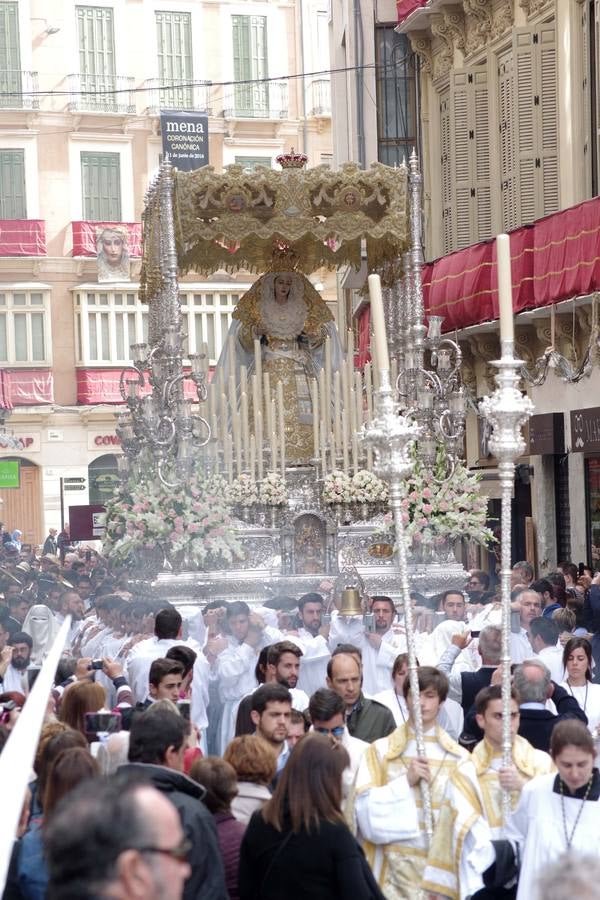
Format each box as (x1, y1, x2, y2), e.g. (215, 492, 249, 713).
(71, 222, 142, 257)
(0, 370, 53, 407)
(397, 0, 428, 24)
(422, 196, 600, 330)
(76, 369, 202, 404)
(0, 221, 46, 256)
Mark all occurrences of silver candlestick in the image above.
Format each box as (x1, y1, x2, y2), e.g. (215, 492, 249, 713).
(479, 340, 533, 821)
(361, 368, 434, 841)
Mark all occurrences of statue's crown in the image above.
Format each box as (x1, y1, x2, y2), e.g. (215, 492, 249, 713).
(276, 147, 308, 170)
(270, 244, 299, 272)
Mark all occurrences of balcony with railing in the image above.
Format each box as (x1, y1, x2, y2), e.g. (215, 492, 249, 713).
(0, 70, 39, 110)
(223, 80, 288, 119)
(307, 79, 331, 117)
(68, 74, 136, 114)
(143, 78, 212, 115)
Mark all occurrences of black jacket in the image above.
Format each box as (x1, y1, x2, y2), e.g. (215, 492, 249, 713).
(517, 682, 588, 752)
(119, 763, 227, 900)
(239, 811, 385, 900)
(346, 695, 396, 743)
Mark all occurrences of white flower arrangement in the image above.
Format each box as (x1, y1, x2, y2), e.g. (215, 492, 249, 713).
(378, 458, 495, 549)
(226, 474, 259, 507)
(259, 472, 288, 506)
(322, 470, 354, 505)
(351, 470, 389, 505)
(103, 469, 243, 570)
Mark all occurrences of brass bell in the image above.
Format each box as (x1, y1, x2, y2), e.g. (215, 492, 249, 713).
(339, 588, 363, 616)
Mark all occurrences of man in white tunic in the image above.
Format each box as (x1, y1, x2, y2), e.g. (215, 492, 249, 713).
(287, 592, 331, 696)
(329, 595, 406, 696)
(353, 666, 468, 899)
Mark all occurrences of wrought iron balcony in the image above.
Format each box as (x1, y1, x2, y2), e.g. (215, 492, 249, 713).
(0, 70, 39, 110)
(223, 80, 288, 119)
(307, 79, 331, 117)
(68, 74, 135, 114)
(143, 78, 211, 115)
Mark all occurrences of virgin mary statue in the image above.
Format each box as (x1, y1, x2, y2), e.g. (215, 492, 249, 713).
(217, 268, 343, 464)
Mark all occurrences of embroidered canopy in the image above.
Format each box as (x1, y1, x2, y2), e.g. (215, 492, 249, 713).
(139, 155, 410, 300)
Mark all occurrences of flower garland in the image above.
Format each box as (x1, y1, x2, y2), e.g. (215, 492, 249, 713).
(259, 472, 288, 506)
(103, 471, 243, 569)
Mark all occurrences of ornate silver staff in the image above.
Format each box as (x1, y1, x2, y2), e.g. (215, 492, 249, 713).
(479, 235, 533, 821)
(361, 274, 434, 841)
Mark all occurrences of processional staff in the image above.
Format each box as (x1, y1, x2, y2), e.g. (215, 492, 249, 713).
(480, 234, 533, 821)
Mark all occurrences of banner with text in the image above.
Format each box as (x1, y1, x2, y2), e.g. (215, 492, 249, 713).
(160, 111, 209, 172)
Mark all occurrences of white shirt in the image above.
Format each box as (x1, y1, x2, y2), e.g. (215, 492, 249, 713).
(125, 636, 200, 704)
(538, 644, 565, 683)
(2, 664, 28, 695)
(329, 611, 406, 696)
(510, 629, 536, 664)
(288, 628, 330, 697)
(372, 688, 464, 741)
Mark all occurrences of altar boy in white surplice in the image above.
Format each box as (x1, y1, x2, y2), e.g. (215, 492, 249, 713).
(352, 666, 468, 900)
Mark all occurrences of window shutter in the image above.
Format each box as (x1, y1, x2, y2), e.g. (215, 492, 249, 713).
(537, 22, 559, 216)
(513, 24, 559, 225)
(0, 150, 26, 218)
(232, 15, 252, 115)
(439, 87, 453, 254)
(498, 49, 518, 230)
(81, 152, 121, 221)
(156, 11, 193, 107)
(0, 3, 21, 105)
(76, 6, 115, 79)
(581, 0, 592, 197)
(250, 16, 268, 113)
(232, 15, 268, 115)
(452, 68, 491, 248)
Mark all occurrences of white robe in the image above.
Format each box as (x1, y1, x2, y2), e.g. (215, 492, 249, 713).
(290, 628, 330, 696)
(372, 688, 464, 742)
(328, 611, 406, 696)
(502, 773, 600, 900)
(125, 636, 201, 704)
(560, 680, 600, 736)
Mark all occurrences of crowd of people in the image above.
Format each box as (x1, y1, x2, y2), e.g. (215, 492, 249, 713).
(1, 532, 600, 899)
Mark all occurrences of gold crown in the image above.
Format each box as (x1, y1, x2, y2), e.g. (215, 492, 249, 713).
(269, 244, 300, 272)
(276, 147, 308, 170)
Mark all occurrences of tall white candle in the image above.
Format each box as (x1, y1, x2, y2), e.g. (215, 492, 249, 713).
(333, 370, 341, 457)
(364, 362, 373, 419)
(249, 433, 256, 482)
(251, 374, 260, 439)
(240, 364, 248, 401)
(256, 409, 264, 480)
(496, 234, 514, 344)
(318, 368, 327, 446)
(320, 418, 327, 473)
(240, 391, 250, 468)
(210, 413, 219, 469)
(220, 392, 228, 449)
(263, 372, 272, 436)
(341, 408, 349, 473)
(225, 433, 233, 483)
(253, 339, 263, 414)
(325, 337, 332, 414)
(270, 398, 277, 471)
(368, 274, 390, 374)
(276, 381, 285, 476)
(227, 335, 236, 387)
(354, 371, 363, 452)
(311, 379, 319, 460)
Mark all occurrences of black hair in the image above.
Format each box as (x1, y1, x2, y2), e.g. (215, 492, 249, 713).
(529, 616, 560, 647)
(370, 595, 396, 615)
(297, 592, 324, 612)
(251, 683, 292, 715)
(165, 644, 197, 677)
(8, 631, 33, 649)
(153, 608, 182, 640)
(227, 601, 250, 618)
(308, 688, 344, 722)
(128, 708, 187, 764)
(148, 658, 185, 688)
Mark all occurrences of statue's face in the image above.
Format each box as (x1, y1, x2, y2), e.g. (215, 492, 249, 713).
(274, 274, 293, 302)
(101, 232, 125, 266)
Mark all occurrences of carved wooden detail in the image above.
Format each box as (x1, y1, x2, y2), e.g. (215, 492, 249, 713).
(408, 30, 433, 75)
(430, 16, 455, 79)
(519, 0, 554, 17)
(514, 326, 539, 368)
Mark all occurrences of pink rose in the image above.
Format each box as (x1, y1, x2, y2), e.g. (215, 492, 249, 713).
(422, 504, 433, 514)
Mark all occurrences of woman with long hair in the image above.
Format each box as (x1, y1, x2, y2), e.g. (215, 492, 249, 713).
(560, 636, 600, 737)
(58, 681, 105, 738)
(238, 734, 384, 899)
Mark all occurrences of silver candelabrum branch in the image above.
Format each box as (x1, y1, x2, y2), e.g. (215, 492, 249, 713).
(479, 341, 533, 822)
(389, 152, 467, 481)
(360, 368, 434, 842)
(116, 160, 211, 488)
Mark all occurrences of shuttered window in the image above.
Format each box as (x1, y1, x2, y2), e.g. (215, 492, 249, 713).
(156, 11, 193, 108)
(451, 68, 491, 249)
(77, 6, 115, 78)
(439, 87, 453, 254)
(513, 24, 559, 225)
(0, 2, 21, 107)
(0, 150, 26, 218)
(581, 0, 592, 198)
(499, 48, 518, 231)
(232, 15, 268, 116)
(81, 152, 121, 221)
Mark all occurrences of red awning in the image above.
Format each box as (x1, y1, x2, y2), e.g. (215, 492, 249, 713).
(423, 196, 600, 331)
(397, 0, 428, 24)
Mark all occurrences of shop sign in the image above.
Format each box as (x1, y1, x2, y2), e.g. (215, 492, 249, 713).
(571, 407, 600, 452)
(0, 433, 41, 453)
(69, 505, 106, 540)
(88, 432, 121, 451)
(0, 460, 20, 488)
(528, 413, 564, 455)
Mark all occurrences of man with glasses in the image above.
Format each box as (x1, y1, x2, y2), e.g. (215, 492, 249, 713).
(45, 777, 192, 900)
(309, 687, 367, 806)
(120, 706, 227, 900)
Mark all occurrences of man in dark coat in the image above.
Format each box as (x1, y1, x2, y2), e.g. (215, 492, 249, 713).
(120, 706, 227, 900)
(326, 651, 395, 742)
(514, 658, 587, 752)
